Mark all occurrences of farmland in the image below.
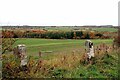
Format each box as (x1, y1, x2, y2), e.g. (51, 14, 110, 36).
(1, 26, 119, 79)
(46, 27, 118, 32)
(2, 38, 119, 78)
(13, 38, 113, 59)
(3, 26, 118, 32)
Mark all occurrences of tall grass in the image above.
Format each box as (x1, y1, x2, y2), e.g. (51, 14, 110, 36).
(2, 44, 118, 79)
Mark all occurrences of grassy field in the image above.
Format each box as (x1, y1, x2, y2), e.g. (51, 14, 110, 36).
(13, 38, 113, 59)
(40, 27, 117, 32)
(2, 26, 119, 78)
(3, 38, 118, 78)
(92, 27, 118, 32)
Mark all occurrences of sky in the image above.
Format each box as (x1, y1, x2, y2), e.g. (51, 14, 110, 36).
(0, 0, 119, 26)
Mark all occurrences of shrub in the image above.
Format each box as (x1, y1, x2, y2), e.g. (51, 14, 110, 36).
(2, 38, 16, 54)
(95, 33, 103, 38)
(85, 33, 90, 39)
(76, 31, 83, 38)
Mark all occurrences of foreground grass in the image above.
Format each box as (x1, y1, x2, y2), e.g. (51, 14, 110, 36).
(2, 48, 118, 78)
(64, 51, 118, 78)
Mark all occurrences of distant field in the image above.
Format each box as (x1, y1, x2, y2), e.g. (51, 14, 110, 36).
(40, 27, 117, 32)
(13, 38, 113, 59)
(2, 26, 118, 32)
(92, 27, 118, 32)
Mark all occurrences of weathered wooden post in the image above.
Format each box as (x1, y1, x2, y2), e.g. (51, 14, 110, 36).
(39, 51, 42, 58)
(14, 44, 27, 66)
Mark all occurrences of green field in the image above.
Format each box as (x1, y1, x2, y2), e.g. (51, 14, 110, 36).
(3, 38, 118, 78)
(92, 27, 118, 32)
(13, 38, 113, 59)
(2, 26, 119, 78)
(40, 27, 117, 32)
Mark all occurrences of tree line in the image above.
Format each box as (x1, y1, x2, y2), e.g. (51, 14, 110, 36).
(2, 30, 107, 39)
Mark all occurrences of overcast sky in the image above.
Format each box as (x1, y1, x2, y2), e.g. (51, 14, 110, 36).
(0, 0, 119, 26)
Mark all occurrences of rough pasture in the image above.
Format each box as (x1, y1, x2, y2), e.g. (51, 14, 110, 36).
(1, 26, 119, 78)
(2, 38, 118, 78)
